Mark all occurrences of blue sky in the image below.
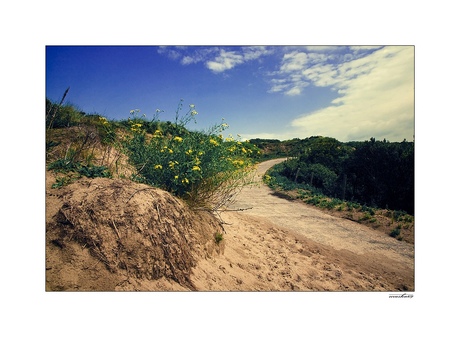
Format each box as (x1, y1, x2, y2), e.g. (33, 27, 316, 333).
(46, 45, 414, 142)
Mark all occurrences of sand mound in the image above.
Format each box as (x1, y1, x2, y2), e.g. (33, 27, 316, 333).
(46, 177, 223, 290)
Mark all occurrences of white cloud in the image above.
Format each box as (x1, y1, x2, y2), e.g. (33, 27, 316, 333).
(268, 83, 289, 93)
(305, 46, 341, 52)
(290, 46, 414, 141)
(206, 50, 244, 73)
(280, 51, 308, 72)
(179, 47, 219, 65)
(285, 87, 302, 96)
(242, 46, 273, 61)
(270, 46, 387, 96)
(159, 46, 273, 73)
(301, 63, 339, 87)
(350, 45, 383, 51)
(206, 47, 273, 73)
(181, 56, 196, 65)
(157, 46, 181, 60)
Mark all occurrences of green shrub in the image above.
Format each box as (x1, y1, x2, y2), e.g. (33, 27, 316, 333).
(214, 232, 224, 244)
(389, 225, 401, 238)
(361, 205, 375, 215)
(123, 102, 256, 209)
(48, 158, 111, 184)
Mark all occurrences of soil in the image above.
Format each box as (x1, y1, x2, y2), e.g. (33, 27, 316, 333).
(46, 158, 414, 291)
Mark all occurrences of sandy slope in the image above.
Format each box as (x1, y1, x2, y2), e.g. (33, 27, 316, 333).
(190, 158, 414, 291)
(46, 159, 414, 291)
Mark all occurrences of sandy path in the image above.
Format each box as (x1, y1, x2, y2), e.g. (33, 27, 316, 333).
(233, 159, 414, 269)
(189, 158, 414, 291)
(231, 158, 414, 266)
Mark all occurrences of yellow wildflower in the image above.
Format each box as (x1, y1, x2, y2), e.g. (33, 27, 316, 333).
(173, 136, 183, 142)
(185, 149, 193, 155)
(99, 116, 109, 125)
(232, 160, 244, 166)
(154, 164, 163, 170)
(130, 122, 143, 132)
(192, 166, 201, 171)
(209, 138, 219, 146)
(182, 178, 189, 184)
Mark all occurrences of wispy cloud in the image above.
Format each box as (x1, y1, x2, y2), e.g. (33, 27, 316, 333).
(289, 46, 414, 141)
(158, 45, 414, 142)
(269, 46, 385, 96)
(206, 49, 245, 73)
(158, 46, 273, 73)
(157, 46, 182, 60)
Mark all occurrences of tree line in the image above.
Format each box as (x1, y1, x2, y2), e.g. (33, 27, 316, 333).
(254, 136, 414, 215)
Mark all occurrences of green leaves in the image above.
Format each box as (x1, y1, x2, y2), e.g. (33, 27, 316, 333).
(266, 136, 414, 215)
(123, 102, 257, 208)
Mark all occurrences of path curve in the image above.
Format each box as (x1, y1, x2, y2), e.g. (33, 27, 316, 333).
(230, 158, 414, 272)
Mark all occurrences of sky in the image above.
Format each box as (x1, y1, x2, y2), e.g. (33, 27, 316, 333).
(46, 45, 414, 142)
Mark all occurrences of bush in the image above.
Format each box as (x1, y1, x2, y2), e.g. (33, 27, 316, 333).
(214, 232, 224, 244)
(389, 226, 401, 238)
(123, 102, 256, 209)
(48, 158, 111, 180)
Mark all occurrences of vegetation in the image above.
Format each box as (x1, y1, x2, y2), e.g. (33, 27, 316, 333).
(122, 101, 260, 209)
(258, 136, 414, 215)
(262, 136, 415, 243)
(214, 232, 224, 244)
(46, 96, 259, 212)
(46, 91, 414, 243)
(249, 138, 307, 160)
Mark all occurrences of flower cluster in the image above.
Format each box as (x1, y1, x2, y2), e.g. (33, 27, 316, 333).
(130, 122, 143, 133)
(124, 101, 258, 207)
(98, 116, 109, 125)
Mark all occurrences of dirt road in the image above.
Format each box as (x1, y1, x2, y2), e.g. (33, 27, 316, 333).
(191, 158, 415, 291)
(233, 158, 414, 265)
